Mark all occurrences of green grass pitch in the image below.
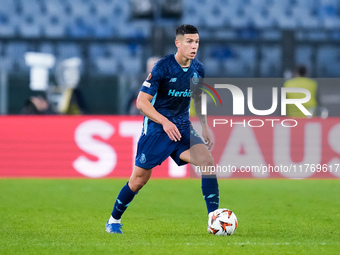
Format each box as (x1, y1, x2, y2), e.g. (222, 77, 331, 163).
(0, 179, 339, 254)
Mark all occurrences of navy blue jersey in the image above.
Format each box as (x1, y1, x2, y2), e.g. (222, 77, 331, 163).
(140, 54, 205, 134)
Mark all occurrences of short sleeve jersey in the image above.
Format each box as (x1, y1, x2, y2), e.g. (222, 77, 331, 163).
(140, 54, 205, 134)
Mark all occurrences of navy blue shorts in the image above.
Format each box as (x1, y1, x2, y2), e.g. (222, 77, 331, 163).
(135, 126, 204, 169)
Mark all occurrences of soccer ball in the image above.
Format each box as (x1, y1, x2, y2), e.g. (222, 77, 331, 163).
(207, 208, 238, 236)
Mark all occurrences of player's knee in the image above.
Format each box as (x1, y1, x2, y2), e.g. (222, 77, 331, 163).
(198, 154, 214, 167)
(129, 177, 148, 192)
(206, 155, 214, 167)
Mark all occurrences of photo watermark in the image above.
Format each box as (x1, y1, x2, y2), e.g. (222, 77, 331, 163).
(189, 78, 339, 179)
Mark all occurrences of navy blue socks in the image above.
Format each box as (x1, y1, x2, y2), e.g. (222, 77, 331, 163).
(111, 177, 218, 219)
(111, 182, 138, 220)
(201, 175, 219, 213)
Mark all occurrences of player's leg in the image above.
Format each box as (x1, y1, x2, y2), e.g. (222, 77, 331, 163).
(128, 165, 153, 192)
(180, 143, 214, 175)
(180, 144, 219, 214)
(107, 131, 176, 233)
(106, 166, 152, 234)
(111, 165, 152, 219)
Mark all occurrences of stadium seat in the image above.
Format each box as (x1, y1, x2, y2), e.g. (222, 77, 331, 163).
(16, 14, 42, 38)
(0, 0, 340, 78)
(67, 17, 92, 38)
(317, 46, 340, 76)
(0, 56, 14, 71)
(251, 12, 275, 29)
(39, 43, 57, 55)
(123, 21, 151, 39)
(41, 15, 66, 38)
(5, 42, 31, 71)
(0, 11, 16, 37)
(227, 7, 251, 28)
(92, 17, 115, 38)
(57, 43, 82, 59)
(93, 0, 115, 17)
(223, 60, 251, 77)
(295, 46, 313, 74)
(120, 57, 142, 75)
(94, 57, 119, 75)
(276, 14, 297, 29)
(204, 58, 221, 77)
(213, 29, 237, 40)
(103, 44, 143, 75)
(202, 5, 225, 27)
(66, 0, 92, 17)
(0, 0, 15, 16)
(260, 46, 282, 77)
(44, 0, 66, 16)
(18, 0, 42, 16)
(89, 44, 108, 59)
(107, 45, 130, 58)
(323, 17, 340, 29)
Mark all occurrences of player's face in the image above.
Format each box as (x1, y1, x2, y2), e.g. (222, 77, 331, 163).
(176, 34, 199, 60)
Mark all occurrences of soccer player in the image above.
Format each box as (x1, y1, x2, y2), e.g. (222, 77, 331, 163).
(106, 24, 219, 234)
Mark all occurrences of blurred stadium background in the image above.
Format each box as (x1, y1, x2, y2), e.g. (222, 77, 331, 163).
(0, 0, 340, 115)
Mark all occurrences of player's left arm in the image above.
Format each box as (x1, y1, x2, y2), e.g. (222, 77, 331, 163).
(192, 92, 214, 150)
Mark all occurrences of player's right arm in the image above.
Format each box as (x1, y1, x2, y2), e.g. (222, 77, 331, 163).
(136, 91, 182, 142)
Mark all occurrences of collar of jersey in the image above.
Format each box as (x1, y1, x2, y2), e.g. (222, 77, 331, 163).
(173, 54, 191, 72)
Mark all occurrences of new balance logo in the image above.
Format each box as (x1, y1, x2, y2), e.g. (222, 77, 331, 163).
(169, 78, 177, 82)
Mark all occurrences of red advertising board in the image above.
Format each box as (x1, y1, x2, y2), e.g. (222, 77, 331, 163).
(0, 116, 339, 179)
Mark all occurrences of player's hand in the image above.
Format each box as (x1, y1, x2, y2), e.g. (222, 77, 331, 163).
(162, 120, 182, 142)
(202, 125, 214, 150)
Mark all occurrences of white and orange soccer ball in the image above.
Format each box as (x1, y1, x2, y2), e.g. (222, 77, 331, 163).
(207, 208, 238, 236)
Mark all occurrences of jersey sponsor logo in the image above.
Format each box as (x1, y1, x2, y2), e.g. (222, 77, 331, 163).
(168, 89, 193, 97)
(169, 78, 177, 82)
(143, 81, 151, 88)
(146, 73, 152, 80)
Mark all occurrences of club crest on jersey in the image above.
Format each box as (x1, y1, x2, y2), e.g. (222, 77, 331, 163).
(192, 72, 199, 85)
(139, 153, 146, 164)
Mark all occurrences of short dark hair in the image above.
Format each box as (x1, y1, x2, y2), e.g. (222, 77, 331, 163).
(296, 65, 307, 76)
(176, 24, 199, 36)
